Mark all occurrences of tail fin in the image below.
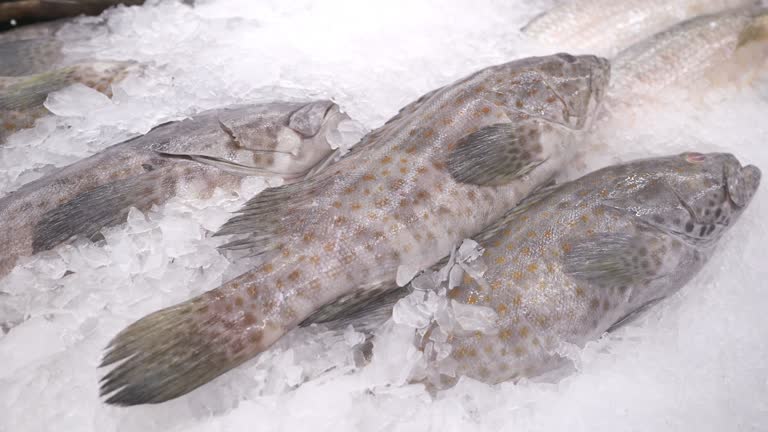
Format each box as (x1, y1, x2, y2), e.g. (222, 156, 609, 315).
(99, 293, 261, 405)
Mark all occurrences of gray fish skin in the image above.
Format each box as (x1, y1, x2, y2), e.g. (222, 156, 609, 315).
(522, 0, 758, 57)
(606, 7, 768, 109)
(415, 153, 760, 389)
(1, 60, 141, 143)
(0, 18, 69, 43)
(98, 53, 610, 406)
(0, 100, 348, 277)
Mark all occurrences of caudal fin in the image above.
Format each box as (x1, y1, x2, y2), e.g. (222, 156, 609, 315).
(99, 293, 263, 405)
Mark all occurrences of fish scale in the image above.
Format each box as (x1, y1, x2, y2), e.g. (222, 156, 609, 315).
(606, 7, 768, 108)
(522, 0, 758, 57)
(98, 53, 610, 405)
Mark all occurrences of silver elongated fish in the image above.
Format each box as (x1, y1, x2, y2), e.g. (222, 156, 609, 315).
(0, 100, 349, 277)
(1, 60, 141, 143)
(605, 7, 768, 109)
(407, 153, 759, 388)
(98, 53, 610, 405)
(522, 0, 758, 57)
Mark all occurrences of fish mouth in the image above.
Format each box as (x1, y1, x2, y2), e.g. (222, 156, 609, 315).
(726, 163, 761, 208)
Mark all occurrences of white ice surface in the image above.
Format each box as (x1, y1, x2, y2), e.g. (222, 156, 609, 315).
(1, 0, 768, 431)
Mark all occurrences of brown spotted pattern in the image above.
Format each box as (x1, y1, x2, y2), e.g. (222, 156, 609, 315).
(418, 153, 760, 388)
(100, 54, 610, 405)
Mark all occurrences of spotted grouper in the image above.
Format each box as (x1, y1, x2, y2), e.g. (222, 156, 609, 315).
(0, 100, 352, 278)
(402, 152, 760, 388)
(98, 53, 610, 405)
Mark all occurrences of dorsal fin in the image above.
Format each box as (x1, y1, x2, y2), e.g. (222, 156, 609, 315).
(214, 173, 336, 254)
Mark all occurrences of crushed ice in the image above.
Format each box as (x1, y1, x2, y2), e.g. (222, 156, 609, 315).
(0, 0, 767, 430)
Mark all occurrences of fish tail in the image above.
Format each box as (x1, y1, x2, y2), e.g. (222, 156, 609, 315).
(99, 278, 280, 406)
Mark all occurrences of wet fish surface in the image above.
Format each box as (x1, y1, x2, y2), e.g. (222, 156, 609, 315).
(605, 7, 768, 110)
(98, 53, 610, 405)
(403, 153, 760, 388)
(522, 0, 758, 57)
(0, 100, 349, 278)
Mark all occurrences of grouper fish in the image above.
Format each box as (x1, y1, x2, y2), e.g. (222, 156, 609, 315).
(521, 0, 758, 57)
(605, 7, 768, 110)
(98, 53, 610, 405)
(404, 153, 760, 388)
(0, 100, 350, 278)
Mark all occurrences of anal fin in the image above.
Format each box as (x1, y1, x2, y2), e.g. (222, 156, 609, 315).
(300, 280, 408, 333)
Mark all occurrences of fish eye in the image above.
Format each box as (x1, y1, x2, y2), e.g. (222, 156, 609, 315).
(684, 152, 707, 164)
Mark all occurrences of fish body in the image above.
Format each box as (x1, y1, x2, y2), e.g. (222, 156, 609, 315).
(411, 153, 760, 388)
(522, 0, 758, 57)
(0, 100, 348, 277)
(1, 60, 141, 143)
(606, 7, 768, 109)
(98, 53, 610, 405)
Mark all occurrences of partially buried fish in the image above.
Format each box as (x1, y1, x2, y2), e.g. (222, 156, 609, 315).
(0, 100, 351, 278)
(98, 53, 610, 405)
(1, 59, 142, 143)
(400, 152, 760, 388)
(605, 6, 768, 110)
(521, 0, 758, 57)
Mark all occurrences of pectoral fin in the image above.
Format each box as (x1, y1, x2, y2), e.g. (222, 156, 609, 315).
(562, 231, 670, 288)
(447, 122, 548, 187)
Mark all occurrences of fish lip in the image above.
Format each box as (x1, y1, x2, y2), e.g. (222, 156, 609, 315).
(726, 163, 761, 208)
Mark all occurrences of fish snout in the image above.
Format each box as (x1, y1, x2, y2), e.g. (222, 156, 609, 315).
(727, 163, 761, 208)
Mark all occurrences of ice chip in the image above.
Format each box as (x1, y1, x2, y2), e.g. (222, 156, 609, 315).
(396, 264, 420, 287)
(343, 325, 365, 347)
(326, 118, 368, 153)
(450, 300, 499, 333)
(392, 291, 438, 329)
(44, 84, 113, 117)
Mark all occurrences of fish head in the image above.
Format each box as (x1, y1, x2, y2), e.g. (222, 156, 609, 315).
(490, 53, 610, 130)
(219, 100, 356, 177)
(611, 153, 760, 243)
